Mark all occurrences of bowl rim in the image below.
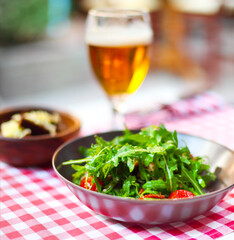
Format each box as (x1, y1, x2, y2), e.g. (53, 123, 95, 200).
(52, 130, 234, 204)
(0, 106, 81, 141)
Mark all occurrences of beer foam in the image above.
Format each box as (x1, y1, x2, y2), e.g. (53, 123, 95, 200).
(86, 26, 153, 46)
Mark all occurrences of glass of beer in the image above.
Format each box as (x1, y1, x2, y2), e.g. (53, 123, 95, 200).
(85, 9, 153, 129)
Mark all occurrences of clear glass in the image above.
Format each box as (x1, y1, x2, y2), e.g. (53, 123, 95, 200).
(85, 9, 153, 129)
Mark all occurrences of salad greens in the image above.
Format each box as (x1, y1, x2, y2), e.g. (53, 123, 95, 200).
(62, 125, 216, 199)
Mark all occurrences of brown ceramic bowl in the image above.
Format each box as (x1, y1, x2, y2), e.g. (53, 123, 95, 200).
(0, 106, 81, 167)
(53, 131, 234, 224)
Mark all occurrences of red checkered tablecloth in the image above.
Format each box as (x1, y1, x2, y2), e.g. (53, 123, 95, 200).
(1, 92, 234, 240)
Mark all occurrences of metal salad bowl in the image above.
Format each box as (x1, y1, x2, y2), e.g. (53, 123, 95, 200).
(52, 131, 234, 225)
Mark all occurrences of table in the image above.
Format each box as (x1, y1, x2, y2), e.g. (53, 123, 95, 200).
(1, 92, 234, 240)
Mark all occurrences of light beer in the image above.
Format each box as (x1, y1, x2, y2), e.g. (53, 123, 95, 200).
(86, 27, 153, 96)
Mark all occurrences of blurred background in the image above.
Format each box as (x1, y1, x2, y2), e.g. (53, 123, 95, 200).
(0, 0, 233, 114)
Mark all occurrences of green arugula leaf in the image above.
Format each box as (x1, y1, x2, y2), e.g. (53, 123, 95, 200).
(182, 167, 204, 195)
(142, 179, 167, 191)
(121, 176, 139, 197)
(127, 157, 136, 172)
(71, 165, 86, 185)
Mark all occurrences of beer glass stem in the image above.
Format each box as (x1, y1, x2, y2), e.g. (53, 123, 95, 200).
(112, 108, 125, 130)
(109, 95, 127, 130)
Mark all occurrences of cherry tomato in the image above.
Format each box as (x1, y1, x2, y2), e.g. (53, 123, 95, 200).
(140, 194, 165, 200)
(80, 176, 103, 191)
(168, 190, 195, 199)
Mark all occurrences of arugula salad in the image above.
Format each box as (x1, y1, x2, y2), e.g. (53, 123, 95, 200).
(63, 125, 216, 200)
